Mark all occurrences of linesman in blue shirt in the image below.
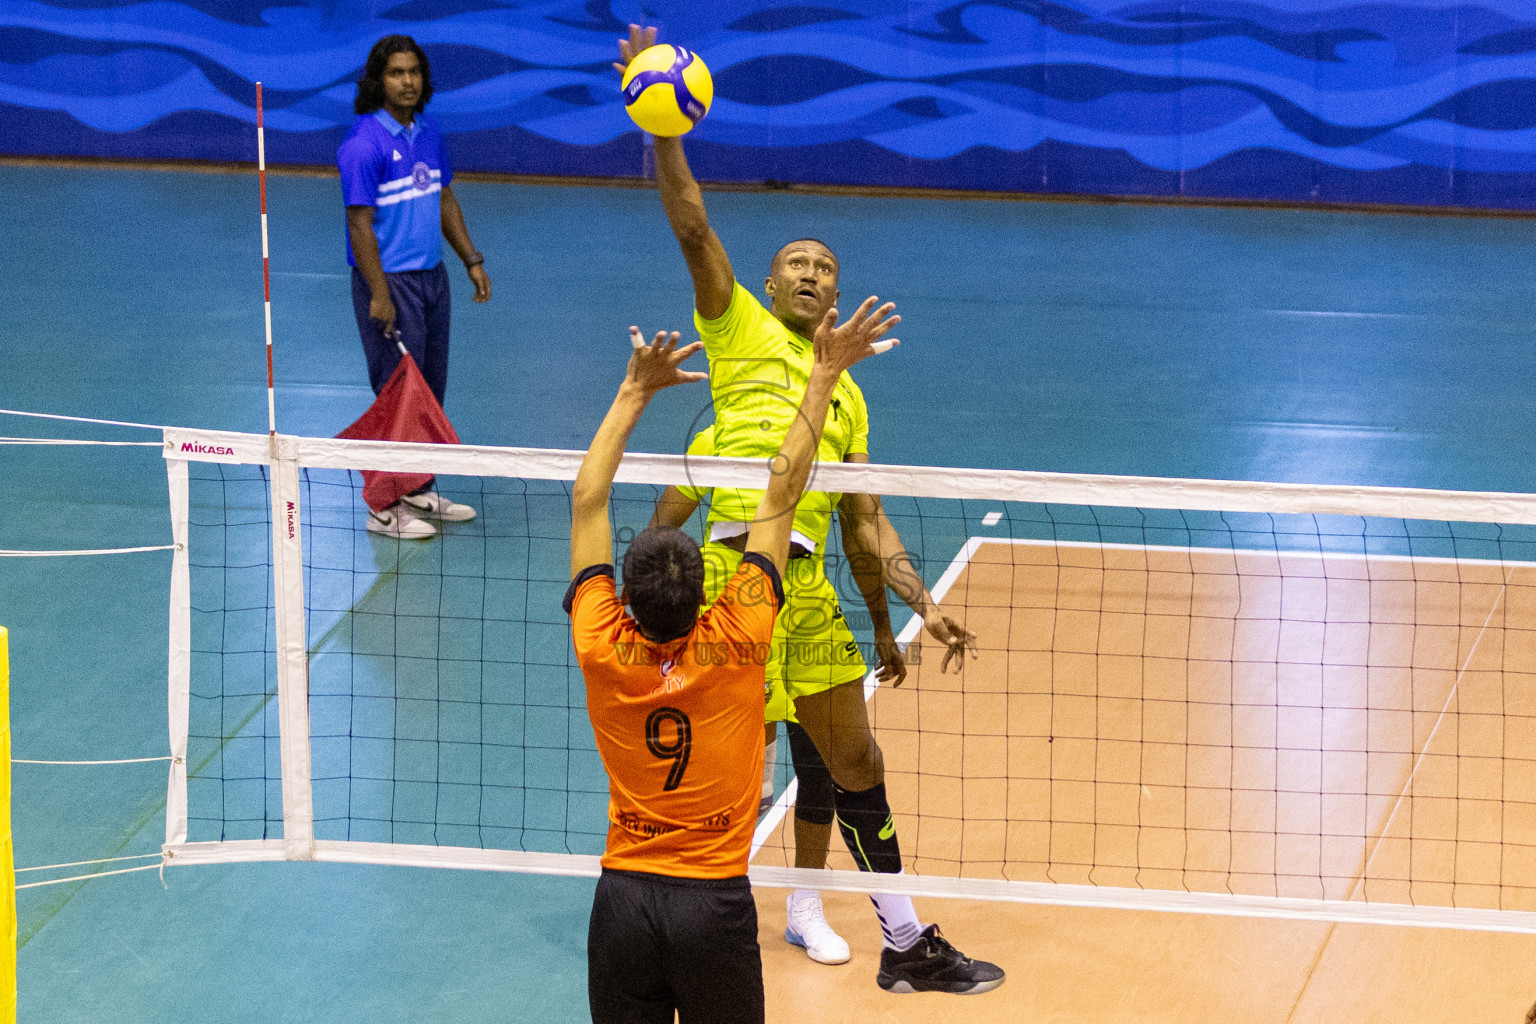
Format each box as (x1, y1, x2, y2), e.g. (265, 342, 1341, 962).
(339, 34, 491, 538)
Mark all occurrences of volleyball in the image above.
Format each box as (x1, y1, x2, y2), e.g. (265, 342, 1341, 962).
(621, 44, 713, 137)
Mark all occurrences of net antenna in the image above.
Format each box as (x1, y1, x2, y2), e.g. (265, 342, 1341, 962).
(256, 82, 276, 445)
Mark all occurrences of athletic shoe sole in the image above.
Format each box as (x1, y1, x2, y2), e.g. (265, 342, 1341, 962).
(399, 497, 475, 522)
(877, 975, 1006, 995)
(366, 516, 435, 540)
(785, 927, 852, 966)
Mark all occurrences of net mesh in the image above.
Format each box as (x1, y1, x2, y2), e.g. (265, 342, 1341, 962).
(177, 437, 1536, 920)
(303, 469, 606, 853)
(187, 463, 281, 842)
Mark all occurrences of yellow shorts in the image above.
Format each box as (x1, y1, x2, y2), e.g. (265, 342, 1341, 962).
(702, 542, 868, 724)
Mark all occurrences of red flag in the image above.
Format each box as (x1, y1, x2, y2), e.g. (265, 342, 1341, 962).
(337, 352, 460, 512)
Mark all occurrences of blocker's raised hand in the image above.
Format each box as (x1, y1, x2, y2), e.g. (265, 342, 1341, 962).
(613, 23, 658, 74)
(625, 326, 706, 395)
(812, 295, 900, 376)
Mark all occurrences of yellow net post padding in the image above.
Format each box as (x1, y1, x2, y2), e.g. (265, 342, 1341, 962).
(0, 628, 14, 1024)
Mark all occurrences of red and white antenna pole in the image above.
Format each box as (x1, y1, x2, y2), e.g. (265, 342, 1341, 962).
(257, 82, 276, 440)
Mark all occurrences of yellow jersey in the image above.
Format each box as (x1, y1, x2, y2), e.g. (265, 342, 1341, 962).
(691, 281, 869, 551)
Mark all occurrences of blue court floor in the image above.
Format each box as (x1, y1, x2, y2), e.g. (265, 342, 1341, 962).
(4, 163, 1536, 1021)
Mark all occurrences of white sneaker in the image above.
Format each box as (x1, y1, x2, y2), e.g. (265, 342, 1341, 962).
(399, 491, 476, 522)
(785, 892, 850, 965)
(366, 505, 437, 539)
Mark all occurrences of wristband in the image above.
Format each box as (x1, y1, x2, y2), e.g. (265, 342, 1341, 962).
(464, 252, 484, 268)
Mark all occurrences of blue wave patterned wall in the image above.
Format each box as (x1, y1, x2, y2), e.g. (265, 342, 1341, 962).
(5, 1, 1536, 207)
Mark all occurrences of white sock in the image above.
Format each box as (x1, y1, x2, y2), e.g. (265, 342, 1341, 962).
(790, 888, 820, 909)
(870, 881, 923, 950)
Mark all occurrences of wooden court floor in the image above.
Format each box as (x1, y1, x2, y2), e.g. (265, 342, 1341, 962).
(751, 538, 1536, 1021)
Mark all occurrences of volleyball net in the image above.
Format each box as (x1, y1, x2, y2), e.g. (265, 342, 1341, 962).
(163, 426, 1536, 932)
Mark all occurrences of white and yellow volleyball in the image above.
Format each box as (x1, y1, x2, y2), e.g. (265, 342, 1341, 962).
(621, 44, 714, 137)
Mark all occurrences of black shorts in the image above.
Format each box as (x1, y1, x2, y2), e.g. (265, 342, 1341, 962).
(588, 868, 764, 1024)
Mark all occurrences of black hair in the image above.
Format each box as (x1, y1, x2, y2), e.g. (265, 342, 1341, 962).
(354, 35, 433, 116)
(771, 237, 838, 274)
(621, 527, 705, 642)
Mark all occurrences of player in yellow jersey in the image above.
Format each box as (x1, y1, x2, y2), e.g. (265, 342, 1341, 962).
(616, 22, 1004, 998)
(568, 303, 899, 1023)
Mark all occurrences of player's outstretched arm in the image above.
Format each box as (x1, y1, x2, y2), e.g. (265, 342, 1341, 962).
(649, 486, 700, 530)
(571, 328, 706, 577)
(746, 298, 900, 575)
(838, 488, 906, 684)
(614, 23, 734, 320)
(842, 486, 979, 677)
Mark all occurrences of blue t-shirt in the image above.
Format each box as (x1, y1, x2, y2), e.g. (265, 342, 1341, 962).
(337, 110, 454, 272)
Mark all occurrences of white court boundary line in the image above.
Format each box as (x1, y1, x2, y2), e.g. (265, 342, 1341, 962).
(750, 536, 980, 857)
(1345, 561, 1514, 901)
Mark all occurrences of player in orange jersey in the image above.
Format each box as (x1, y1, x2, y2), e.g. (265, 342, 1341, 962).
(566, 300, 899, 1024)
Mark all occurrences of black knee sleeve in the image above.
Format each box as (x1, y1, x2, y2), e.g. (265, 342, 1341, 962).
(786, 722, 834, 826)
(833, 781, 903, 874)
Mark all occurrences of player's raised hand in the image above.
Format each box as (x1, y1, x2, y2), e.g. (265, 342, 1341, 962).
(924, 611, 978, 674)
(625, 326, 706, 395)
(812, 296, 900, 376)
(613, 23, 658, 74)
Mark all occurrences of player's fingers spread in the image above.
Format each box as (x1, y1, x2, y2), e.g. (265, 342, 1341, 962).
(868, 312, 900, 340)
(674, 341, 704, 361)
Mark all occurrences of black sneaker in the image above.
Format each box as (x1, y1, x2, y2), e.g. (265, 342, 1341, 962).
(876, 925, 1005, 994)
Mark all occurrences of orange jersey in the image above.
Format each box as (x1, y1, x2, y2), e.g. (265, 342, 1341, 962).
(565, 554, 783, 878)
